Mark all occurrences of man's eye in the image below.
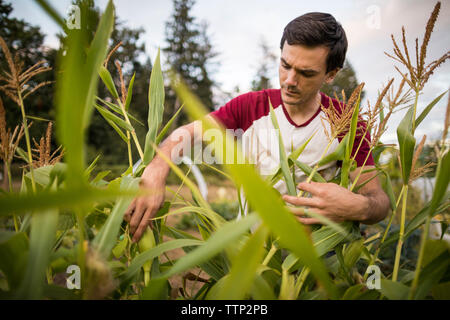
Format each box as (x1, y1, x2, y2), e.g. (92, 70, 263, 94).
(282, 63, 290, 69)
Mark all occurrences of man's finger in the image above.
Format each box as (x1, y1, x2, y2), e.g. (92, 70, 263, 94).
(297, 217, 321, 225)
(130, 201, 145, 235)
(132, 208, 152, 243)
(124, 199, 136, 222)
(283, 195, 320, 208)
(297, 181, 322, 196)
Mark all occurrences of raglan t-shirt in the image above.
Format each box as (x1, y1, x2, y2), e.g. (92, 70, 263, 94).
(209, 88, 374, 196)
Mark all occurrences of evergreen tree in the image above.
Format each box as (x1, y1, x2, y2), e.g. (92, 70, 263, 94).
(164, 0, 217, 126)
(251, 38, 277, 91)
(321, 60, 365, 101)
(58, 0, 152, 165)
(0, 0, 56, 151)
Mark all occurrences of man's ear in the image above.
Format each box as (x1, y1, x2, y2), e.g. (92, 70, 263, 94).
(324, 68, 339, 84)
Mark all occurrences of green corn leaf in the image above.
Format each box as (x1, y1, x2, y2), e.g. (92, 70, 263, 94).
(85, 155, 101, 179)
(16, 206, 59, 299)
(0, 232, 28, 290)
(426, 150, 450, 218)
(347, 95, 361, 160)
(54, 0, 114, 189)
(15, 147, 29, 163)
(288, 131, 317, 161)
(279, 268, 297, 299)
(380, 169, 397, 211)
(160, 214, 260, 279)
(26, 115, 51, 122)
(341, 284, 367, 300)
(381, 200, 450, 249)
(415, 90, 448, 128)
(293, 160, 327, 183)
(112, 237, 128, 259)
(379, 279, 410, 300)
(312, 222, 361, 257)
(92, 176, 139, 258)
(170, 74, 337, 298)
(124, 72, 136, 111)
(317, 133, 349, 166)
(352, 170, 382, 193)
(95, 104, 133, 131)
(156, 104, 185, 145)
(413, 243, 450, 300)
(268, 133, 316, 185)
(0, 186, 138, 217)
(251, 273, 276, 300)
(99, 65, 119, 99)
(300, 210, 349, 237)
(269, 99, 296, 195)
(217, 226, 269, 299)
(140, 278, 169, 300)
(407, 196, 449, 237)
(343, 238, 364, 270)
(154, 205, 226, 228)
(162, 226, 226, 281)
(152, 143, 222, 228)
(386, 152, 450, 246)
(34, 0, 65, 29)
(83, 1, 115, 128)
(23, 163, 65, 187)
(120, 239, 203, 283)
(106, 118, 129, 143)
(432, 281, 450, 300)
(96, 96, 144, 125)
(341, 98, 360, 187)
(396, 105, 416, 183)
(205, 275, 229, 299)
(144, 48, 165, 165)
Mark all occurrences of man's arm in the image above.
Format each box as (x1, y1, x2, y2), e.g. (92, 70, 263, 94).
(124, 119, 210, 242)
(282, 166, 391, 225)
(348, 166, 391, 224)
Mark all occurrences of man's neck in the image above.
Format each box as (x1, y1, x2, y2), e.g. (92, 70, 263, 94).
(284, 92, 321, 126)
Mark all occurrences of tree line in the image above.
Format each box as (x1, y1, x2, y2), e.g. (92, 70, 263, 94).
(0, 0, 360, 169)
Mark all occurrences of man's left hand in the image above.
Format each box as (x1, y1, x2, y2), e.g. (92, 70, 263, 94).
(283, 181, 369, 225)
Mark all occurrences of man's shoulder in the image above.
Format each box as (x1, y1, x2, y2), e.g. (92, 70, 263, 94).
(319, 91, 346, 114)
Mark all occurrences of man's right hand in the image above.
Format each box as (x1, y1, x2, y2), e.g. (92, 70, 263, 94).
(124, 120, 205, 242)
(124, 163, 167, 242)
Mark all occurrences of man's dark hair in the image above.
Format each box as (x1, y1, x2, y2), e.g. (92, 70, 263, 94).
(280, 12, 348, 73)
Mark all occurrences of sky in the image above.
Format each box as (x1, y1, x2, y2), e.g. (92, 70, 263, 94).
(9, 0, 450, 144)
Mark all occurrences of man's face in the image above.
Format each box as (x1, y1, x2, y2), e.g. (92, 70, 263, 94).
(279, 41, 337, 108)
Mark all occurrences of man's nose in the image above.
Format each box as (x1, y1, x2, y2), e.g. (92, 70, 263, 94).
(285, 70, 298, 86)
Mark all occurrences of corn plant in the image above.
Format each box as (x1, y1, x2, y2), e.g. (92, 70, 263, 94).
(0, 0, 449, 300)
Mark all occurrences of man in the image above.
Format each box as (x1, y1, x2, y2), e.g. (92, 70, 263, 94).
(125, 12, 390, 242)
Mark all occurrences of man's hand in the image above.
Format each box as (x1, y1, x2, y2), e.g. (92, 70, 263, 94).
(124, 163, 167, 242)
(283, 181, 369, 224)
(283, 166, 390, 225)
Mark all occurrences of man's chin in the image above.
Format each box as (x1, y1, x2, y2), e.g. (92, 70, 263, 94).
(281, 93, 302, 107)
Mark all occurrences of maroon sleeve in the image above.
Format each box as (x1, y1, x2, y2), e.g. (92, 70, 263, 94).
(326, 94, 375, 168)
(209, 93, 249, 130)
(209, 90, 276, 131)
(336, 121, 374, 167)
